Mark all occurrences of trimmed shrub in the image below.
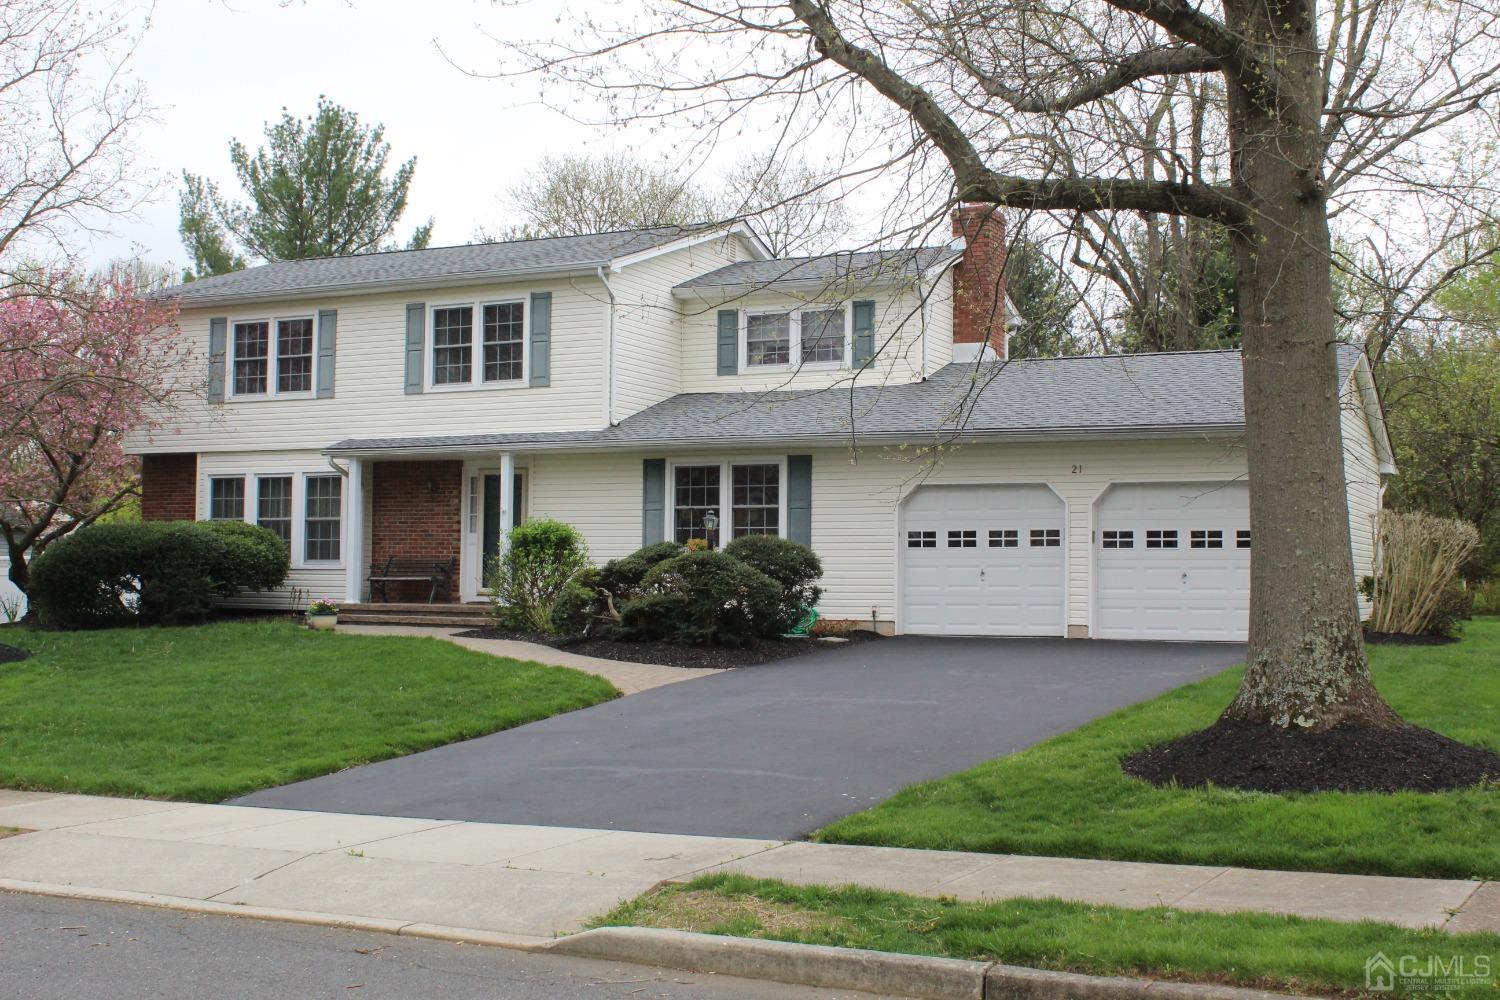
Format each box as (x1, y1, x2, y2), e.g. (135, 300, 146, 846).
(28, 520, 290, 629)
(486, 519, 590, 633)
(723, 535, 823, 632)
(622, 550, 784, 645)
(598, 542, 684, 600)
(550, 566, 602, 635)
(201, 519, 290, 592)
(1368, 510, 1481, 636)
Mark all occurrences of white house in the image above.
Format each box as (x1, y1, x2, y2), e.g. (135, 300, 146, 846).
(128, 208, 1394, 642)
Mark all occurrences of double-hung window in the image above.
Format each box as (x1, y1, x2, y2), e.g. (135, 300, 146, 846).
(209, 476, 245, 520)
(256, 476, 293, 546)
(742, 306, 849, 371)
(671, 460, 784, 547)
(303, 474, 342, 562)
(231, 317, 315, 397)
(432, 301, 526, 387)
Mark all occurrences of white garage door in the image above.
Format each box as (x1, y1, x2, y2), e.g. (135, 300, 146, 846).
(901, 484, 1066, 636)
(1095, 482, 1250, 641)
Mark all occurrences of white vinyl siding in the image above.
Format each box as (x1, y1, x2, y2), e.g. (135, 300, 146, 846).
(1341, 371, 1384, 617)
(528, 437, 1250, 630)
(135, 275, 610, 454)
(676, 278, 952, 393)
(607, 234, 750, 421)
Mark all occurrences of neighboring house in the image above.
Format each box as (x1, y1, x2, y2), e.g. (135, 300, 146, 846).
(128, 208, 1394, 642)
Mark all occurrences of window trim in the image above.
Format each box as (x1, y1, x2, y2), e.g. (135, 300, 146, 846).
(665, 456, 790, 547)
(301, 471, 344, 566)
(227, 314, 318, 400)
(426, 298, 529, 392)
(737, 305, 851, 373)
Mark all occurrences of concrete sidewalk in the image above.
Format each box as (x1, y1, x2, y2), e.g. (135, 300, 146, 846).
(0, 792, 1493, 939)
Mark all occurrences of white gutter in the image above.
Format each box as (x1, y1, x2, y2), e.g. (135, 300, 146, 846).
(319, 424, 1246, 460)
(596, 265, 618, 425)
(160, 266, 603, 310)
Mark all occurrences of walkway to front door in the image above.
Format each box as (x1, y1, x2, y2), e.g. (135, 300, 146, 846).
(237, 637, 1243, 840)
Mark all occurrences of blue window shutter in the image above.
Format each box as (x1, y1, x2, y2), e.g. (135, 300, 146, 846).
(852, 300, 876, 368)
(642, 459, 666, 545)
(404, 303, 425, 394)
(207, 317, 227, 402)
(716, 309, 738, 375)
(530, 291, 552, 387)
(787, 455, 812, 546)
(316, 308, 337, 398)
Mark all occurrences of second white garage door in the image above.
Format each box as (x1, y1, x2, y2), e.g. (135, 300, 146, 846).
(901, 484, 1066, 636)
(1095, 482, 1251, 641)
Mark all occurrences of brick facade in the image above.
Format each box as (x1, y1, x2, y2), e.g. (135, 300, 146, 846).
(369, 459, 464, 602)
(140, 453, 197, 521)
(950, 204, 1008, 357)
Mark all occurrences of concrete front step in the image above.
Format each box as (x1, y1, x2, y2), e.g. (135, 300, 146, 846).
(339, 602, 490, 628)
(340, 615, 491, 628)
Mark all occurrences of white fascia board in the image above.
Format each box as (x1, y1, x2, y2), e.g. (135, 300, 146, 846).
(165, 266, 603, 310)
(609, 222, 770, 272)
(1347, 352, 1397, 475)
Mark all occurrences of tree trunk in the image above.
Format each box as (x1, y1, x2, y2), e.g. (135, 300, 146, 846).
(1220, 0, 1402, 731)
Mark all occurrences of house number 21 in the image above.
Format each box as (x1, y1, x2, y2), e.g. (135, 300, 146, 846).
(1071, 464, 1084, 474)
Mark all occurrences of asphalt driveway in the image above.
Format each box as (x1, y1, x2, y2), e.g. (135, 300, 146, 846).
(237, 637, 1243, 840)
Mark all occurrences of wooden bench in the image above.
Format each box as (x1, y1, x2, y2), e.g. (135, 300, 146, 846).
(366, 556, 457, 604)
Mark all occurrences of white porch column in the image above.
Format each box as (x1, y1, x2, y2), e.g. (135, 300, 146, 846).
(344, 458, 365, 603)
(498, 452, 515, 545)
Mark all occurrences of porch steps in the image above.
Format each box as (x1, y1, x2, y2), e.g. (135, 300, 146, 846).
(338, 602, 490, 629)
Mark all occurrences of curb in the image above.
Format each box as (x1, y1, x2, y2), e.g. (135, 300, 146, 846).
(0, 879, 553, 952)
(551, 927, 1301, 1000)
(1, 879, 1298, 998)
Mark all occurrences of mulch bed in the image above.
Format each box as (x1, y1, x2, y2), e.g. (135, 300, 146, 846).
(453, 627, 881, 669)
(1364, 629, 1460, 646)
(1123, 719, 1500, 794)
(0, 643, 30, 664)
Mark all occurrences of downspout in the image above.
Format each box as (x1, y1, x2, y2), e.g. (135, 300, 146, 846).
(597, 265, 617, 425)
(916, 266, 929, 380)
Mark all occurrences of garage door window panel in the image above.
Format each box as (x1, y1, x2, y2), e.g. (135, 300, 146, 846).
(948, 529, 977, 548)
(1191, 529, 1224, 549)
(1102, 530, 1133, 548)
(907, 530, 936, 548)
(1146, 529, 1179, 549)
(989, 529, 1018, 548)
(1030, 528, 1061, 547)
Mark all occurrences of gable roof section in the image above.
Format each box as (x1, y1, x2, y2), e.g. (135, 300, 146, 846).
(164, 223, 761, 307)
(674, 246, 961, 298)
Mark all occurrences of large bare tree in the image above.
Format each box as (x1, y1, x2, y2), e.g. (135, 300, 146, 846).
(501, 0, 1500, 763)
(0, 0, 153, 290)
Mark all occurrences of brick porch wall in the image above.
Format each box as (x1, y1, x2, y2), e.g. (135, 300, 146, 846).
(140, 453, 197, 521)
(369, 460, 463, 602)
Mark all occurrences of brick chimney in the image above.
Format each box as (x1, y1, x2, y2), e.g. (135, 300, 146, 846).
(950, 204, 1008, 360)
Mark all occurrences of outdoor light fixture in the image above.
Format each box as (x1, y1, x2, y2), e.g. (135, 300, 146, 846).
(702, 510, 719, 547)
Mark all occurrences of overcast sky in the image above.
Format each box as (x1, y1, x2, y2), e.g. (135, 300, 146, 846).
(92, 0, 692, 271)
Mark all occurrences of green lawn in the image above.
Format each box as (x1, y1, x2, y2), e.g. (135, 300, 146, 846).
(0, 619, 618, 800)
(603, 875, 1500, 999)
(818, 619, 1500, 879)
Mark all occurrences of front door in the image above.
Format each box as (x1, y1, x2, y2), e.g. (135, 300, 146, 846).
(477, 470, 527, 592)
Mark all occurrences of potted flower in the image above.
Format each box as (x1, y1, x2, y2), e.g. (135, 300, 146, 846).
(306, 598, 339, 631)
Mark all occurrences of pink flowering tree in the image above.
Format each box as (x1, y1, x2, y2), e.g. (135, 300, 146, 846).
(1, 274, 188, 594)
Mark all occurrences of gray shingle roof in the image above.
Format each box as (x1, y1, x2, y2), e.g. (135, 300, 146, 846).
(673, 246, 961, 295)
(328, 347, 1365, 454)
(164, 224, 722, 305)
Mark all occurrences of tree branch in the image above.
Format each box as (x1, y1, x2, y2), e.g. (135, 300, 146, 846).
(789, 0, 1246, 225)
(975, 45, 1224, 114)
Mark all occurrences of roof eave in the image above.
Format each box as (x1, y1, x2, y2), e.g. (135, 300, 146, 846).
(321, 423, 1245, 459)
(162, 264, 607, 309)
(671, 271, 931, 301)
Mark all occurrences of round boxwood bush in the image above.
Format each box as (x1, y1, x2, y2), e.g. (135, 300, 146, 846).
(722, 535, 823, 632)
(486, 518, 590, 633)
(28, 520, 290, 629)
(623, 549, 784, 645)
